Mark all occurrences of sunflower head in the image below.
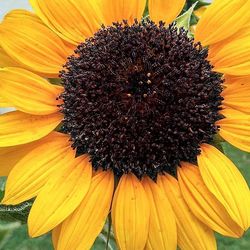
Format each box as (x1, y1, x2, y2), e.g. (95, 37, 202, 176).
(60, 19, 223, 179)
(0, 0, 250, 250)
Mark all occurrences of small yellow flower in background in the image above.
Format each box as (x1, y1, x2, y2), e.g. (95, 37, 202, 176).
(0, 0, 250, 249)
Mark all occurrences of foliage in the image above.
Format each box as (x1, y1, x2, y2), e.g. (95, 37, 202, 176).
(175, 2, 198, 33)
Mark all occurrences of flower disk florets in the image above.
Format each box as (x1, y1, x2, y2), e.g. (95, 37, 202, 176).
(60, 20, 223, 179)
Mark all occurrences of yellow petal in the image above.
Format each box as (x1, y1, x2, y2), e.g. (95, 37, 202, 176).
(0, 46, 19, 67)
(158, 174, 217, 250)
(0, 67, 63, 115)
(224, 74, 250, 85)
(112, 173, 150, 250)
(208, 23, 250, 57)
(142, 176, 177, 250)
(0, 95, 12, 108)
(0, 111, 63, 147)
(0, 132, 62, 176)
(178, 162, 244, 238)
(57, 170, 114, 250)
(209, 34, 250, 76)
(0, 10, 72, 77)
(195, 0, 250, 46)
(52, 224, 62, 250)
(29, 0, 104, 45)
(28, 154, 92, 237)
(219, 107, 246, 119)
(1, 9, 42, 23)
(194, 6, 208, 19)
(217, 116, 250, 152)
(2, 132, 72, 205)
(148, 0, 185, 24)
(100, 0, 146, 25)
(0, 144, 26, 176)
(222, 77, 250, 114)
(198, 144, 250, 230)
(215, 62, 250, 76)
(223, 75, 250, 90)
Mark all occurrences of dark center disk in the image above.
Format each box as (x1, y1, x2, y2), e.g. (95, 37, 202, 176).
(60, 20, 223, 179)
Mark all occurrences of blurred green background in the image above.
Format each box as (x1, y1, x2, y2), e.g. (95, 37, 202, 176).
(0, 0, 249, 249)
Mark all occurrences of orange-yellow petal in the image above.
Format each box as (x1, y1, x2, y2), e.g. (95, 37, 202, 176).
(148, 0, 185, 24)
(224, 74, 250, 85)
(0, 111, 63, 147)
(195, 0, 250, 46)
(209, 34, 250, 76)
(102, 0, 146, 25)
(142, 176, 177, 250)
(178, 162, 244, 238)
(222, 77, 250, 114)
(208, 23, 250, 57)
(112, 173, 150, 250)
(0, 144, 26, 176)
(2, 132, 72, 205)
(29, 0, 104, 45)
(0, 132, 62, 177)
(217, 116, 250, 152)
(57, 170, 114, 250)
(52, 224, 62, 249)
(28, 154, 92, 237)
(0, 95, 11, 108)
(158, 174, 217, 250)
(219, 107, 246, 119)
(0, 46, 19, 67)
(0, 67, 63, 115)
(216, 62, 250, 76)
(0, 10, 72, 77)
(194, 6, 208, 19)
(198, 144, 250, 230)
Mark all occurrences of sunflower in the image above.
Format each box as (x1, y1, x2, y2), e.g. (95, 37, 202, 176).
(0, 0, 250, 249)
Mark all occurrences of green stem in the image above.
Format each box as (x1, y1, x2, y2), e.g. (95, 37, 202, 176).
(105, 213, 112, 250)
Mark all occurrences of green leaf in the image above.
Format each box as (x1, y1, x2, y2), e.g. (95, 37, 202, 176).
(0, 200, 33, 223)
(175, 1, 198, 32)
